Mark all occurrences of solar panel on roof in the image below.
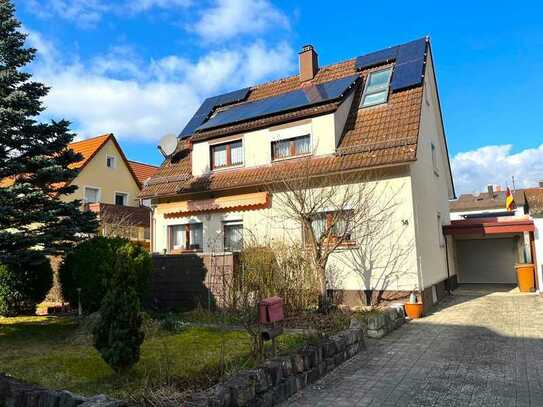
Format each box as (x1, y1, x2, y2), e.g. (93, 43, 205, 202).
(178, 87, 250, 138)
(355, 37, 428, 92)
(196, 75, 359, 132)
(390, 59, 425, 91)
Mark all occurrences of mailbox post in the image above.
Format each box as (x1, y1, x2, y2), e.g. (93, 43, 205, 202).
(258, 296, 284, 356)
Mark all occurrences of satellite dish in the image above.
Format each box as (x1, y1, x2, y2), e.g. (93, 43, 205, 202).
(158, 134, 177, 157)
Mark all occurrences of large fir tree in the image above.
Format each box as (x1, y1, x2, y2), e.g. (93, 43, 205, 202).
(0, 0, 97, 265)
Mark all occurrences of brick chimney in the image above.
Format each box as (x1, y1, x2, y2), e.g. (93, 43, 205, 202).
(299, 45, 318, 82)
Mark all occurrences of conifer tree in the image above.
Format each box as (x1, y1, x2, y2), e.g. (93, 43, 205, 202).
(94, 245, 145, 373)
(0, 0, 97, 266)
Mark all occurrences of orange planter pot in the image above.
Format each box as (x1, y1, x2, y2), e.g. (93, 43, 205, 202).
(516, 264, 535, 292)
(404, 303, 424, 319)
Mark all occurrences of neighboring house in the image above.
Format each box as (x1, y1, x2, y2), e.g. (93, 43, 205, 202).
(448, 183, 543, 291)
(65, 134, 158, 247)
(141, 38, 455, 309)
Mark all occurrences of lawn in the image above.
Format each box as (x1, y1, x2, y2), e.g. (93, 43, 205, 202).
(0, 315, 305, 401)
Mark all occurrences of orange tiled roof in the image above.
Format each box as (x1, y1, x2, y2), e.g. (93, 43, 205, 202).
(128, 161, 159, 185)
(68, 134, 111, 169)
(141, 42, 432, 199)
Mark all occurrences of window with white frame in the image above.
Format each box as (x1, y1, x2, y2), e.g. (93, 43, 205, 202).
(223, 220, 243, 252)
(361, 67, 393, 107)
(169, 223, 203, 251)
(431, 142, 439, 176)
(115, 192, 128, 206)
(106, 155, 116, 169)
(84, 187, 99, 203)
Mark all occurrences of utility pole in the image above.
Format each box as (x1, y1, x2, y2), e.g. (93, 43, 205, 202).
(512, 176, 516, 191)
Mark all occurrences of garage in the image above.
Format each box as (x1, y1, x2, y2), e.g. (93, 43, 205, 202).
(456, 237, 518, 284)
(444, 216, 536, 287)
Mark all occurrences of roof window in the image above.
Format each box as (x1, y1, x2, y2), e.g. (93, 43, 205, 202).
(361, 67, 393, 107)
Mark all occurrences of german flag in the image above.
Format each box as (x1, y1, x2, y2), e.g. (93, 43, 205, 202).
(505, 187, 515, 212)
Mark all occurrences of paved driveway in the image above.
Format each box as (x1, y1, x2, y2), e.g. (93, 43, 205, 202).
(285, 287, 543, 407)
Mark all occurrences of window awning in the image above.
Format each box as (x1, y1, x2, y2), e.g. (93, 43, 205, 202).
(164, 192, 269, 218)
(443, 216, 534, 236)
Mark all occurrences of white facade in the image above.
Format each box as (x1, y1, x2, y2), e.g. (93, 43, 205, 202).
(150, 53, 454, 298)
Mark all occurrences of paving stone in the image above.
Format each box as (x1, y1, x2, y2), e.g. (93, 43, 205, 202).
(283, 288, 543, 407)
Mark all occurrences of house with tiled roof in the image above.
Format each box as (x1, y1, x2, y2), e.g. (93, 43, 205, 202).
(141, 38, 455, 308)
(64, 134, 158, 247)
(448, 183, 543, 292)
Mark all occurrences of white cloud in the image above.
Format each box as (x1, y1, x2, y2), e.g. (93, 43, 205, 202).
(26, 0, 110, 28)
(23, 0, 191, 27)
(128, 0, 192, 12)
(25, 30, 295, 142)
(192, 0, 289, 42)
(451, 144, 543, 194)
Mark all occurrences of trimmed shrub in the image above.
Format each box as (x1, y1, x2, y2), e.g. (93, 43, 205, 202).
(59, 237, 152, 314)
(0, 254, 53, 316)
(94, 244, 145, 373)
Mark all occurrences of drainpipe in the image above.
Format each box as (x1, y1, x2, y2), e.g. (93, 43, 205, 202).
(444, 234, 451, 295)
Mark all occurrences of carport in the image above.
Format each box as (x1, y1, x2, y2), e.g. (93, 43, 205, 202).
(444, 216, 537, 288)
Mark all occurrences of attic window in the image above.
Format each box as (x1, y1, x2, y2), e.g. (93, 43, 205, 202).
(106, 155, 116, 169)
(361, 67, 393, 107)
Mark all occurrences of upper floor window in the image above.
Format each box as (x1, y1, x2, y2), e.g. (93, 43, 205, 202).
(210, 140, 243, 170)
(106, 155, 116, 169)
(361, 67, 393, 107)
(272, 135, 311, 161)
(431, 142, 439, 176)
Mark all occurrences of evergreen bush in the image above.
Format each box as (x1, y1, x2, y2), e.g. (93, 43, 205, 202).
(59, 237, 152, 314)
(0, 255, 53, 316)
(93, 244, 145, 373)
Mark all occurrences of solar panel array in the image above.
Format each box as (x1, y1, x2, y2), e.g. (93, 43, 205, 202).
(355, 37, 427, 92)
(197, 75, 359, 132)
(178, 87, 250, 139)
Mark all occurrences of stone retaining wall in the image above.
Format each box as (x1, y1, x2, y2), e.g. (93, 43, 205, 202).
(0, 374, 122, 407)
(365, 305, 405, 338)
(188, 327, 365, 406)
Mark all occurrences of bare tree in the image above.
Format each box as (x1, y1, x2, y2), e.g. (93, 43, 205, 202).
(270, 157, 401, 310)
(338, 192, 416, 307)
(98, 205, 141, 240)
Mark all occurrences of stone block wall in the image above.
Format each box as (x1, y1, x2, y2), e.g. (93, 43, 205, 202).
(365, 305, 406, 339)
(0, 374, 122, 407)
(188, 327, 366, 406)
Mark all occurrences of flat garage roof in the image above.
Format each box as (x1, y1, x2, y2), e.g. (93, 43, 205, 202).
(444, 216, 534, 236)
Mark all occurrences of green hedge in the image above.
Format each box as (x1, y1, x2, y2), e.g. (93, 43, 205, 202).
(59, 237, 152, 314)
(0, 254, 53, 316)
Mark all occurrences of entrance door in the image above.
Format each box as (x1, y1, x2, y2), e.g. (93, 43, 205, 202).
(456, 238, 518, 284)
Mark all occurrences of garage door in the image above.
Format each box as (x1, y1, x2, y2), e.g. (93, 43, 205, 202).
(456, 238, 517, 284)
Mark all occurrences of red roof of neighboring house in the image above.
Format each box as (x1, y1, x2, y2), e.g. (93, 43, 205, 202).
(68, 134, 111, 169)
(128, 161, 159, 185)
(141, 39, 441, 199)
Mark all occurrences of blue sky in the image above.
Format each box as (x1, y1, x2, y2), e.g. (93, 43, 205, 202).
(13, 0, 543, 194)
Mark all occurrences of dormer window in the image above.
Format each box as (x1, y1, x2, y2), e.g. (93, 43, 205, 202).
(361, 67, 393, 107)
(272, 135, 311, 161)
(210, 140, 243, 170)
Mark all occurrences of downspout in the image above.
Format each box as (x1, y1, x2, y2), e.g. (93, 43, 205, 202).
(444, 233, 451, 295)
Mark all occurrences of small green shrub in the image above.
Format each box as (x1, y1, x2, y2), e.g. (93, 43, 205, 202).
(0, 254, 53, 316)
(59, 237, 152, 314)
(93, 244, 145, 373)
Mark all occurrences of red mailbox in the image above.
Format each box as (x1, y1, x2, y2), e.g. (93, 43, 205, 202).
(258, 296, 284, 324)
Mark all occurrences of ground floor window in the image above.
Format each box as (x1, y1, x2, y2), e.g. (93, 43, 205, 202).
(224, 220, 243, 251)
(306, 210, 354, 245)
(169, 223, 203, 251)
